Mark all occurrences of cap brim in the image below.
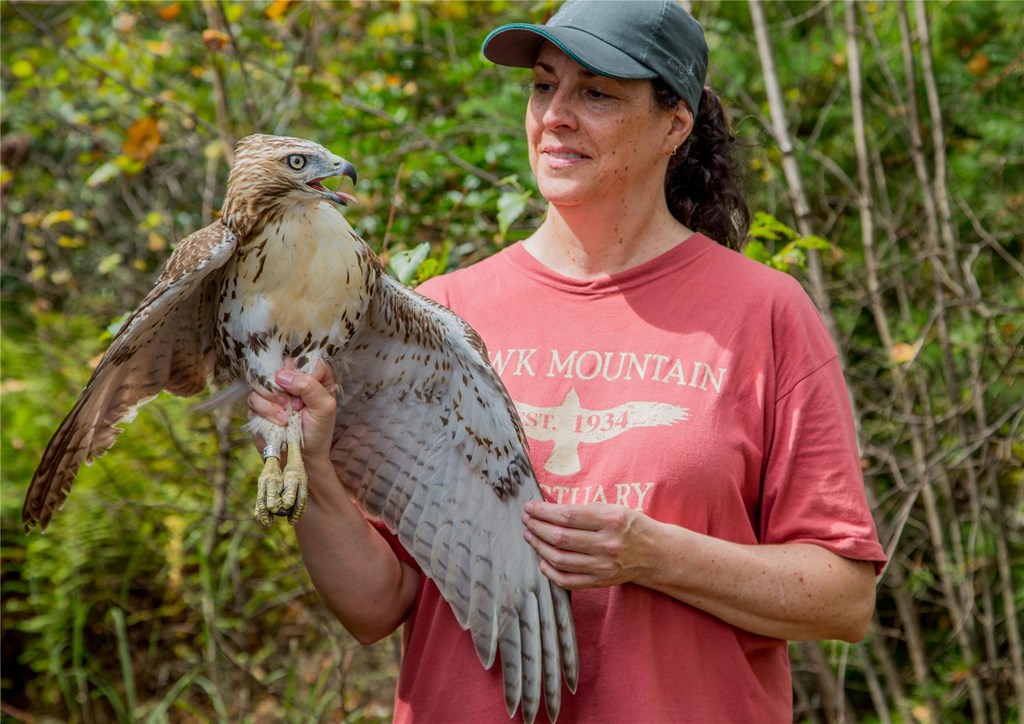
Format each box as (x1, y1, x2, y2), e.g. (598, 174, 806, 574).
(483, 23, 657, 81)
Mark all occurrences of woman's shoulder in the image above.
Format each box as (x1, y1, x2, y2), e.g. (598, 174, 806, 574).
(697, 236, 811, 304)
(414, 244, 520, 306)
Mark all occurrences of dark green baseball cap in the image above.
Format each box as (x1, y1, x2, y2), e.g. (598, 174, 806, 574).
(483, 0, 708, 118)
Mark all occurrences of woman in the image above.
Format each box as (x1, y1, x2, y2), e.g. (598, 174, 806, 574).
(252, 1, 886, 721)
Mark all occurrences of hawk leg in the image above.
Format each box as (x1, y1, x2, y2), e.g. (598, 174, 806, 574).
(253, 410, 307, 527)
(281, 409, 307, 525)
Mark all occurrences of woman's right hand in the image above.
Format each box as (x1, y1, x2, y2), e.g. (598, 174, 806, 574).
(247, 359, 338, 461)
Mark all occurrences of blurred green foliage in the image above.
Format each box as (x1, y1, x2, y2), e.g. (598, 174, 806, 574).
(2, 0, 1022, 722)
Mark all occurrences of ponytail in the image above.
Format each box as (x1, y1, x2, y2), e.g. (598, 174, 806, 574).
(655, 83, 749, 251)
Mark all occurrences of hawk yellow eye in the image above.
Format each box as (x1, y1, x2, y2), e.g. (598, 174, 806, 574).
(286, 155, 306, 170)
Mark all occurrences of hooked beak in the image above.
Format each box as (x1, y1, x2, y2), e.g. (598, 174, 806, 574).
(308, 159, 358, 206)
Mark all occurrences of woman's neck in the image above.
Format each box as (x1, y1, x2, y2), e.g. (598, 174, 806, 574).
(523, 200, 693, 280)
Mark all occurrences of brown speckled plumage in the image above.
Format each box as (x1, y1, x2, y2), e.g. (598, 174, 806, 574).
(23, 134, 576, 723)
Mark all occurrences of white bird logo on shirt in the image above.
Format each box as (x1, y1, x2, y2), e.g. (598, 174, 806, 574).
(515, 388, 690, 475)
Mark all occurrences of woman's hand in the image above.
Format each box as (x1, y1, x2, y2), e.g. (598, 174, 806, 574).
(246, 360, 420, 643)
(524, 499, 876, 642)
(247, 359, 338, 461)
(522, 501, 657, 590)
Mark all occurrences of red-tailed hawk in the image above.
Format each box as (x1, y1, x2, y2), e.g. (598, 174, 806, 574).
(24, 134, 577, 723)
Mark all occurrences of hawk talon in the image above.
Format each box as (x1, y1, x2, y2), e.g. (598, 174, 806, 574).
(281, 458, 307, 525)
(257, 455, 285, 524)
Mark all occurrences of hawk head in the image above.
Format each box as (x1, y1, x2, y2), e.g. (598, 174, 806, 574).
(221, 134, 358, 236)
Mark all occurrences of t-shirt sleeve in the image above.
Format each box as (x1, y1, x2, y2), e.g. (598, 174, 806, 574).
(370, 520, 420, 570)
(414, 275, 451, 307)
(759, 293, 887, 572)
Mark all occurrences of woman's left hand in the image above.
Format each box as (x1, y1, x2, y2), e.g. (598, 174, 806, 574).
(522, 501, 657, 590)
(524, 500, 878, 643)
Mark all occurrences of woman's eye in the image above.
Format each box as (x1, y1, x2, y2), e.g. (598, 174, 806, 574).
(532, 81, 555, 93)
(585, 88, 610, 100)
(286, 155, 306, 170)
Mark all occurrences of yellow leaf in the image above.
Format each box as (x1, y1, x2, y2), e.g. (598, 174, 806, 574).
(147, 232, 167, 252)
(11, 60, 34, 79)
(202, 28, 231, 52)
(911, 704, 931, 723)
(889, 342, 920, 364)
(20, 211, 44, 228)
(98, 253, 124, 275)
(265, 0, 295, 20)
(41, 209, 75, 229)
(434, 1, 469, 19)
(966, 53, 990, 77)
(158, 2, 182, 20)
(147, 39, 173, 57)
(141, 211, 166, 230)
(396, 10, 415, 33)
(113, 12, 138, 33)
(204, 141, 223, 161)
(123, 118, 162, 162)
(58, 235, 85, 248)
(223, 4, 244, 23)
(50, 269, 72, 285)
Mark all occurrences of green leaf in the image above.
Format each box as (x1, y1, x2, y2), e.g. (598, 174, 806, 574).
(97, 253, 124, 275)
(388, 243, 431, 285)
(796, 234, 832, 250)
(742, 240, 772, 264)
(497, 189, 530, 237)
(85, 161, 122, 189)
(747, 211, 797, 243)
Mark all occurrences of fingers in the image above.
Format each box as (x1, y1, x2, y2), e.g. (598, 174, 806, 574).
(523, 502, 642, 589)
(310, 358, 335, 386)
(524, 501, 606, 531)
(249, 389, 289, 425)
(522, 511, 593, 554)
(275, 366, 336, 417)
(247, 360, 337, 425)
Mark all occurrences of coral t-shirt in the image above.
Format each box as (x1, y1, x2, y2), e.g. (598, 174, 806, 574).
(384, 234, 885, 723)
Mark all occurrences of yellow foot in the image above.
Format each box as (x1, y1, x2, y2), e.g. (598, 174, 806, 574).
(282, 460, 308, 525)
(255, 453, 283, 528)
(281, 410, 307, 525)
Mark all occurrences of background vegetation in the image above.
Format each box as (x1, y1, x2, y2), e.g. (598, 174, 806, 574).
(1, 1, 1021, 722)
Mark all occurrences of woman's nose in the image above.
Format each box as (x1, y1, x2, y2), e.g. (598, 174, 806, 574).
(542, 88, 577, 131)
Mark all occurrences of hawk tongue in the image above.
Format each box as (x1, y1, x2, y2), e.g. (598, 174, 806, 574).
(307, 179, 358, 206)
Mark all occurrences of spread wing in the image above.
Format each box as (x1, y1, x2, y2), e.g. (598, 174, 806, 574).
(23, 223, 237, 532)
(330, 270, 578, 724)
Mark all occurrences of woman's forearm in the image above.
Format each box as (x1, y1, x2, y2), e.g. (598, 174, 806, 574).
(294, 456, 420, 644)
(524, 501, 876, 642)
(636, 519, 877, 642)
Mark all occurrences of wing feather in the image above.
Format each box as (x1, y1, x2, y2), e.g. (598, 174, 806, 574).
(329, 272, 577, 721)
(23, 223, 237, 531)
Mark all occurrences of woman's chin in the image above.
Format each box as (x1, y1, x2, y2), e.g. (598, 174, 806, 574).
(536, 180, 589, 207)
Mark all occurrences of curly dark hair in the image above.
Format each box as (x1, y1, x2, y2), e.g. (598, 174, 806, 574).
(653, 81, 749, 251)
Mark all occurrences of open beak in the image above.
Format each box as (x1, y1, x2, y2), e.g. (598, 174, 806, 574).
(308, 160, 358, 206)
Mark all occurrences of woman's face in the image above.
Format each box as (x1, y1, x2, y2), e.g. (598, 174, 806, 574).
(526, 44, 689, 209)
